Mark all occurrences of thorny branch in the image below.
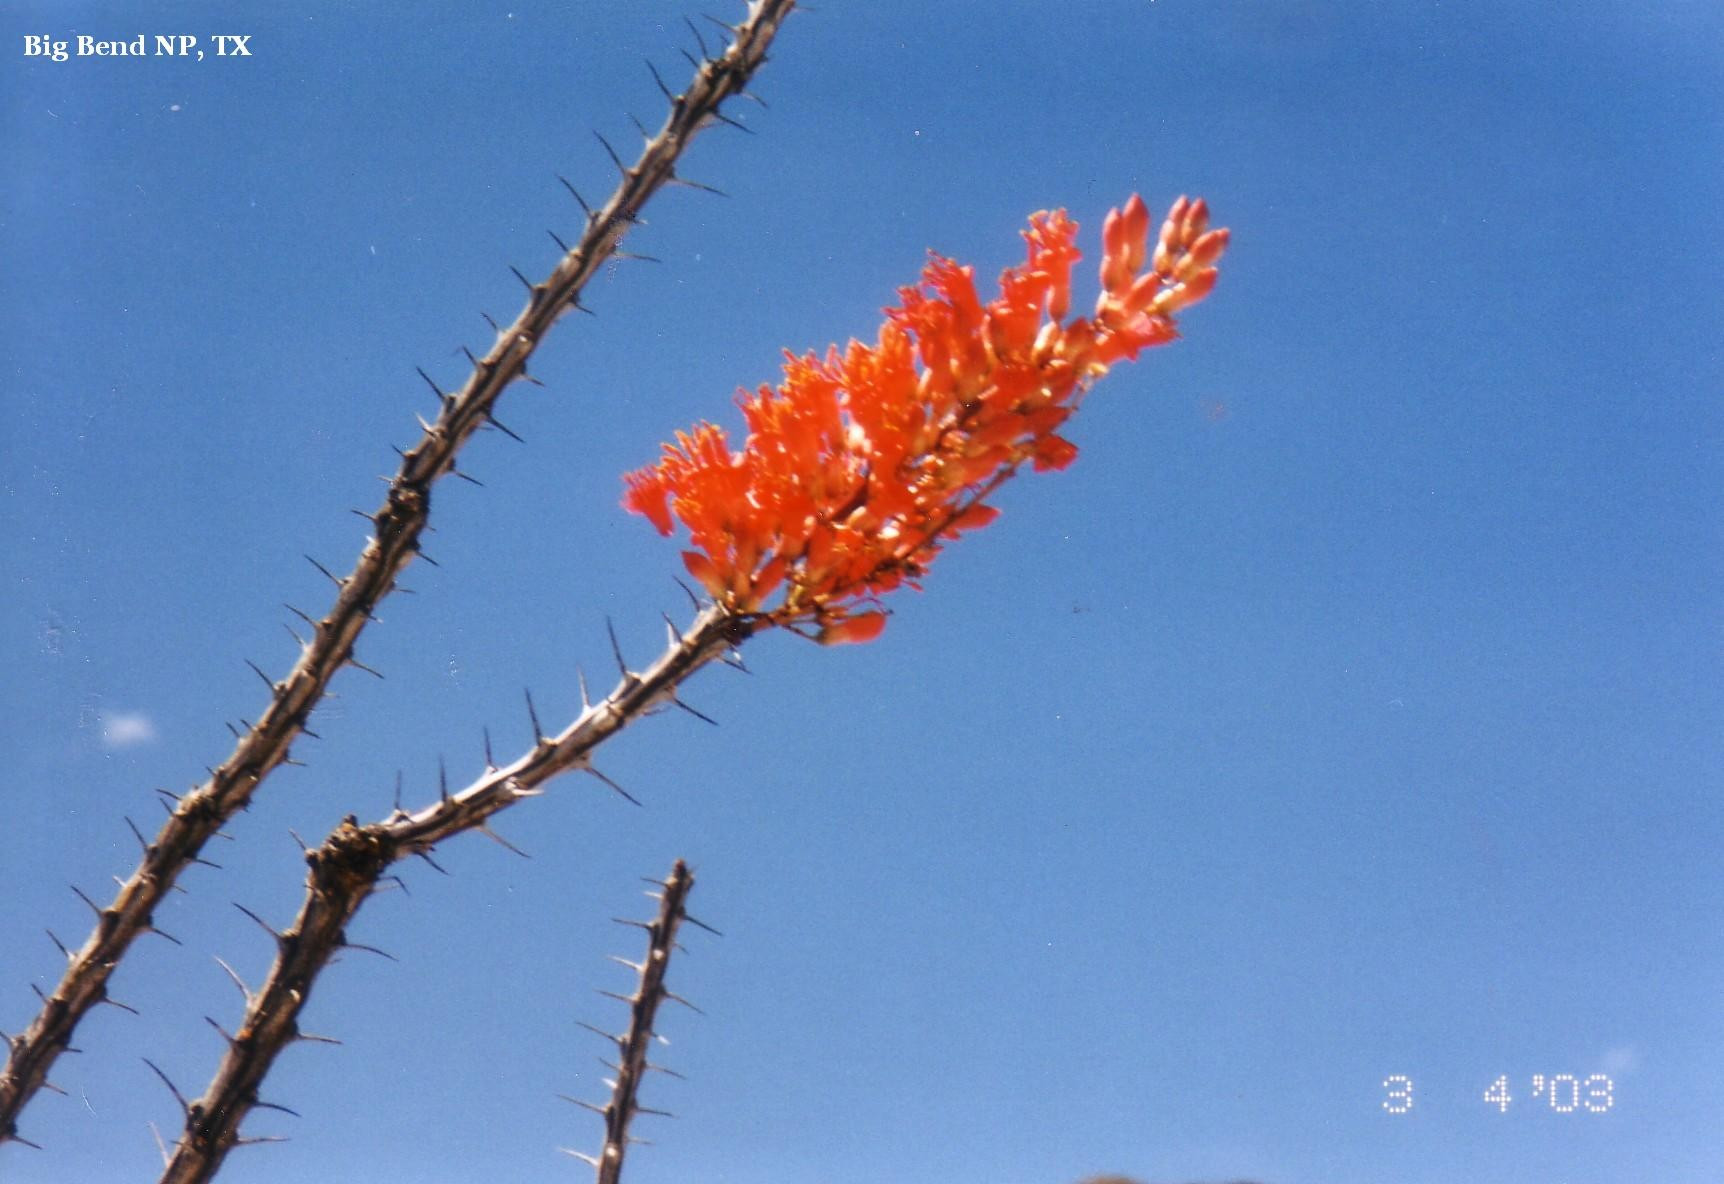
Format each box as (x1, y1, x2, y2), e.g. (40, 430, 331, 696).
(0, 0, 798, 1146)
(156, 608, 751, 1184)
(561, 859, 698, 1184)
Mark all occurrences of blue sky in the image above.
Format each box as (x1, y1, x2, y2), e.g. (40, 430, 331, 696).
(3, 2, 1721, 1182)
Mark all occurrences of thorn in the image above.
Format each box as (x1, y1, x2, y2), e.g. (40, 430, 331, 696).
(577, 667, 592, 710)
(146, 924, 183, 947)
(9, 1132, 44, 1151)
(556, 174, 593, 217)
(612, 917, 652, 931)
(681, 913, 723, 937)
(40, 1080, 66, 1097)
(683, 15, 711, 58)
(339, 939, 398, 962)
(296, 1032, 342, 1046)
(672, 697, 719, 727)
(700, 12, 738, 37)
(393, 770, 405, 813)
(708, 109, 754, 135)
(288, 828, 308, 853)
(485, 412, 524, 443)
(148, 1121, 171, 1167)
(451, 466, 484, 487)
(663, 612, 679, 646)
(628, 111, 651, 139)
(720, 650, 751, 674)
(558, 1094, 609, 1117)
(250, 1099, 302, 1118)
(415, 366, 444, 399)
(509, 264, 535, 292)
(670, 577, 703, 610)
(576, 1021, 623, 1047)
(663, 991, 706, 1016)
(593, 130, 628, 174)
(304, 554, 344, 587)
(142, 1059, 190, 1115)
(605, 617, 630, 677)
(461, 344, 482, 370)
(285, 603, 319, 630)
(301, 725, 321, 741)
(204, 1016, 236, 1046)
(606, 955, 645, 973)
(244, 659, 275, 690)
(225, 720, 242, 738)
(586, 766, 641, 807)
(635, 1103, 678, 1119)
(477, 824, 530, 859)
(670, 173, 728, 198)
(348, 657, 386, 680)
(438, 755, 450, 802)
(233, 902, 283, 944)
(614, 250, 663, 264)
(481, 310, 500, 331)
(505, 777, 543, 800)
(736, 88, 769, 109)
(646, 60, 677, 101)
(524, 688, 546, 744)
(125, 816, 152, 854)
(189, 853, 224, 869)
(233, 1136, 289, 1147)
(46, 930, 70, 959)
(415, 849, 450, 875)
(560, 1149, 601, 1168)
(70, 884, 102, 918)
(283, 622, 307, 648)
(678, 46, 701, 71)
(647, 1062, 689, 1081)
(482, 727, 497, 769)
(213, 956, 252, 1003)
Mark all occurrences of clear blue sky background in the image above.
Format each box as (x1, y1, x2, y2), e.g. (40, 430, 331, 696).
(3, 2, 1721, 1183)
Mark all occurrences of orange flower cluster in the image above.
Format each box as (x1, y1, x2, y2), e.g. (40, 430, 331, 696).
(623, 195, 1228, 643)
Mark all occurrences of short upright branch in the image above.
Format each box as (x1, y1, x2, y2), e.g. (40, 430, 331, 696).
(562, 860, 698, 1183)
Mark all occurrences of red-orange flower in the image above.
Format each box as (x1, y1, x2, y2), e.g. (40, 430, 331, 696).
(622, 194, 1228, 642)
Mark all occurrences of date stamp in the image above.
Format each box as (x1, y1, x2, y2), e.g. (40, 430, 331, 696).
(22, 34, 252, 63)
(1381, 1073, 1617, 1116)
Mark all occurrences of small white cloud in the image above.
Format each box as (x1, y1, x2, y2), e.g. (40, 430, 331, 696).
(100, 711, 157, 749)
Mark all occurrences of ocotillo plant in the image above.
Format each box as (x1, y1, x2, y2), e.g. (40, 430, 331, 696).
(3, 4, 1229, 1180)
(0, 0, 796, 1150)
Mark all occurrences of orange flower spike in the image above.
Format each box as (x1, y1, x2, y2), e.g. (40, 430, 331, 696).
(624, 194, 1226, 639)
